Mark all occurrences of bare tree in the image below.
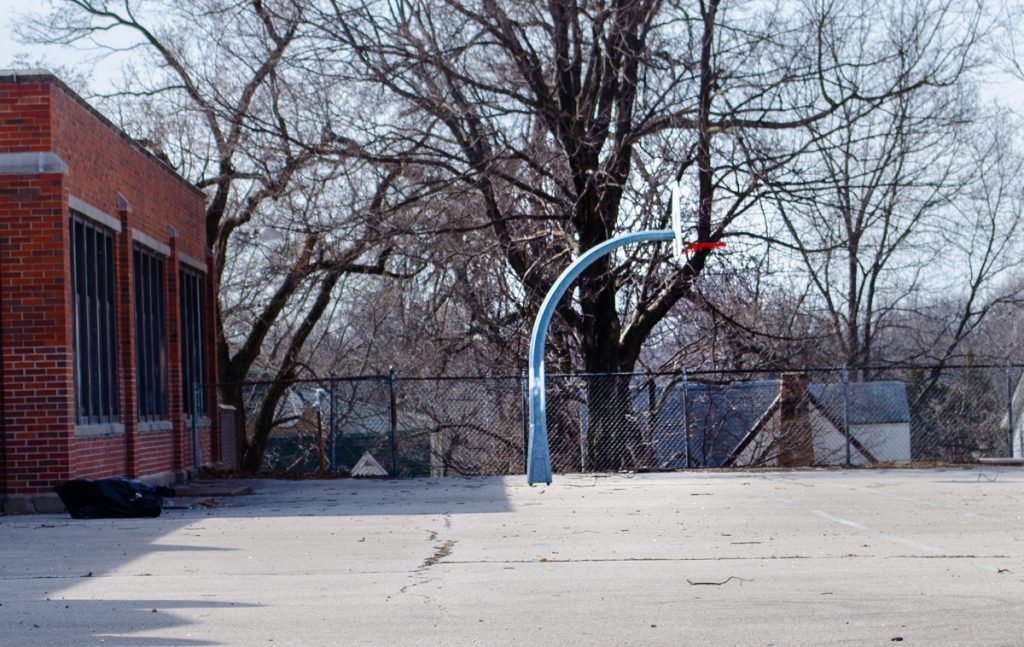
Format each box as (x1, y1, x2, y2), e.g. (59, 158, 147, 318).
(314, 0, 980, 468)
(764, 99, 1024, 370)
(18, 0, 406, 469)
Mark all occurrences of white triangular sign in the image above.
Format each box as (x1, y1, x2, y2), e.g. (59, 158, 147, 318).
(351, 451, 388, 477)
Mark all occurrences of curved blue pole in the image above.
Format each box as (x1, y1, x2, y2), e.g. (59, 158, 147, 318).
(527, 230, 676, 484)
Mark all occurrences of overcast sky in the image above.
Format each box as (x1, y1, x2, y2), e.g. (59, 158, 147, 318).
(0, 0, 133, 95)
(2, 0, 1022, 111)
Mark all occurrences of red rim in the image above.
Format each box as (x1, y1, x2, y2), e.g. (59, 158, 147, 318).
(683, 241, 726, 254)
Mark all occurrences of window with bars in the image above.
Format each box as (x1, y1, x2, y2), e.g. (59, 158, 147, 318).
(71, 213, 119, 424)
(133, 246, 167, 420)
(180, 268, 206, 417)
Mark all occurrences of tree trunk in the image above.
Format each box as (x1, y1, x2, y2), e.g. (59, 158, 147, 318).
(585, 373, 647, 471)
(241, 379, 291, 471)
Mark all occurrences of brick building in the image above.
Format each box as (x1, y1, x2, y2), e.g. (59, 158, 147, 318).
(0, 70, 218, 513)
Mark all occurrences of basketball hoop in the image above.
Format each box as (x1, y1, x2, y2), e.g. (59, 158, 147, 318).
(670, 180, 683, 260)
(668, 180, 725, 261)
(524, 184, 728, 485)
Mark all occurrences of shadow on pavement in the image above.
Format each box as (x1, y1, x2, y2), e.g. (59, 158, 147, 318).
(5, 597, 256, 646)
(223, 475, 517, 517)
(0, 475, 516, 645)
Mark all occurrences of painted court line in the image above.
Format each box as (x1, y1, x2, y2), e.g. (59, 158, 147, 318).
(807, 508, 943, 555)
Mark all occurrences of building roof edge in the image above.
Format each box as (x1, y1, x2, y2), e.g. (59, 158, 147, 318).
(0, 69, 207, 199)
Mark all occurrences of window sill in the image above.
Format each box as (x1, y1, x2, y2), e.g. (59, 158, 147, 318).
(185, 415, 211, 427)
(75, 422, 125, 438)
(139, 420, 173, 433)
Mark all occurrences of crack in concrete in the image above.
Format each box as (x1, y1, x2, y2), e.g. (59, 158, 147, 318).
(440, 553, 1009, 565)
(421, 539, 456, 569)
(399, 515, 455, 599)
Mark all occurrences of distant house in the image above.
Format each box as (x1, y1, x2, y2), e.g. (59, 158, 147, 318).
(649, 374, 912, 468)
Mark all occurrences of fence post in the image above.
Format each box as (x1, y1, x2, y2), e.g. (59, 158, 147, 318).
(681, 368, 690, 468)
(1007, 360, 1015, 458)
(580, 379, 588, 472)
(520, 371, 529, 474)
(388, 367, 398, 476)
(646, 378, 656, 461)
(843, 365, 851, 466)
(316, 397, 325, 473)
(329, 373, 337, 472)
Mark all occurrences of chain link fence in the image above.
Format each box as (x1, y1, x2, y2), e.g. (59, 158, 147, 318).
(227, 363, 1024, 477)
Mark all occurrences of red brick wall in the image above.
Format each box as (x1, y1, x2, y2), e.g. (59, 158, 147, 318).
(0, 74, 215, 499)
(137, 428, 176, 476)
(0, 80, 53, 152)
(165, 242, 184, 471)
(0, 172, 74, 494)
(71, 435, 127, 480)
(115, 208, 138, 476)
(48, 78, 212, 482)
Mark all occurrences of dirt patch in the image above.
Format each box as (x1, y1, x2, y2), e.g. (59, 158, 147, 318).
(422, 539, 456, 569)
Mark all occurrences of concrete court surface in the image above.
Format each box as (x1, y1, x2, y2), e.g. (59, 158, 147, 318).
(2, 468, 1024, 646)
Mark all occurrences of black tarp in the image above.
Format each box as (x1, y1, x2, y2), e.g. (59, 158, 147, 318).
(54, 478, 175, 519)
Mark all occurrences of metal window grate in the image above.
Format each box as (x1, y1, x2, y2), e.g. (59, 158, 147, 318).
(179, 268, 206, 416)
(133, 246, 167, 420)
(70, 212, 119, 424)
